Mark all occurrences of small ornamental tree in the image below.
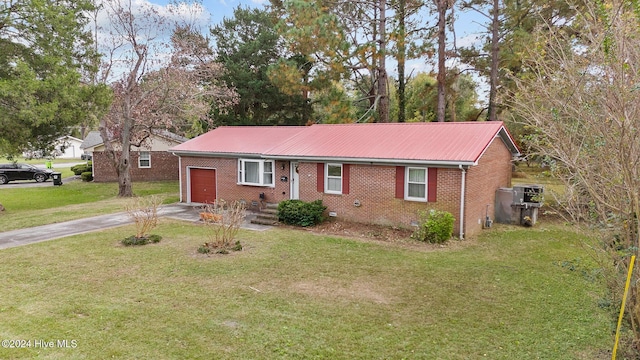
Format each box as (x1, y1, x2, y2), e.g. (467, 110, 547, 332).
(123, 195, 163, 246)
(198, 200, 246, 254)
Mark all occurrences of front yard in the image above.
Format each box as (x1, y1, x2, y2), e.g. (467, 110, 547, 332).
(0, 216, 612, 359)
(0, 178, 617, 358)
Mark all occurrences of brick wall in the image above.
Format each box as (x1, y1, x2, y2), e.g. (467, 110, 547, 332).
(297, 162, 462, 230)
(463, 138, 513, 237)
(179, 138, 513, 237)
(179, 157, 293, 210)
(93, 151, 179, 182)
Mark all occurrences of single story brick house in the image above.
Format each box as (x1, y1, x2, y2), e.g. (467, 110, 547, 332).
(169, 122, 520, 238)
(81, 130, 186, 182)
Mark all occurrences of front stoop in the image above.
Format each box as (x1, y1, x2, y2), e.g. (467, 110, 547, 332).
(250, 203, 279, 226)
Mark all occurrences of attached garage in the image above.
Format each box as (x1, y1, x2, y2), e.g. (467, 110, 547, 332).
(189, 168, 216, 204)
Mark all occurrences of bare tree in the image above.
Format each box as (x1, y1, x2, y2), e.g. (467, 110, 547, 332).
(97, 0, 237, 197)
(509, 0, 640, 349)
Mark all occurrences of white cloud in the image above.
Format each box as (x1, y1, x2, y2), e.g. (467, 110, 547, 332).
(456, 34, 483, 49)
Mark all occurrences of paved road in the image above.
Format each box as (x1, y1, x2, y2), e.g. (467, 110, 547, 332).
(0, 204, 270, 250)
(0, 176, 79, 188)
(0, 161, 85, 188)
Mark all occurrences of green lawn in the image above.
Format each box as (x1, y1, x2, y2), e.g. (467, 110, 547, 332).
(0, 219, 612, 359)
(0, 181, 179, 230)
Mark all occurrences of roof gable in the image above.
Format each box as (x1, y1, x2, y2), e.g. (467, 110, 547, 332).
(171, 122, 520, 165)
(81, 130, 187, 152)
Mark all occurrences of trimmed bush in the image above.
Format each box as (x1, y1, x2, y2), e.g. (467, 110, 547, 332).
(278, 200, 326, 227)
(412, 209, 455, 244)
(72, 165, 87, 175)
(72, 161, 93, 176)
(80, 171, 93, 182)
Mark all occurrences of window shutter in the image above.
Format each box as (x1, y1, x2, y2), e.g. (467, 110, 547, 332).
(342, 164, 350, 195)
(395, 166, 404, 199)
(317, 163, 324, 193)
(428, 168, 438, 202)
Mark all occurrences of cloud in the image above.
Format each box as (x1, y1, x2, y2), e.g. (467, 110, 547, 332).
(456, 34, 483, 49)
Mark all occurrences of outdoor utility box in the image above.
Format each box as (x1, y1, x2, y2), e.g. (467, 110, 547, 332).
(494, 185, 544, 226)
(52, 172, 62, 186)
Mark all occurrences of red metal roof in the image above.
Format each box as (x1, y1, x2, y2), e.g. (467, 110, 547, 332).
(170, 126, 307, 155)
(171, 122, 519, 165)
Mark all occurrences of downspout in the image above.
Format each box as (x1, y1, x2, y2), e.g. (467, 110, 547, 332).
(459, 164, 467, 240)
(172, 153, 183, 203)
(178, 155, 183, 203)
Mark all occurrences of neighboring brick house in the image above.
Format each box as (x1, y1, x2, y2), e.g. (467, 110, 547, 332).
(169, 122, 519, 238)
(81, 130, 186, 182)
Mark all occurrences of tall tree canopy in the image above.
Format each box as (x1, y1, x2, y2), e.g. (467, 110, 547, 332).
(210, 6, 311, 126)
(0, 0, 110, 157)
(459, 0, 583, 120)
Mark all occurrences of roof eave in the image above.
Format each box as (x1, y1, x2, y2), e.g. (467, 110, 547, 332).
(264, 155, 477, 167)
(169, 150, 263, 158)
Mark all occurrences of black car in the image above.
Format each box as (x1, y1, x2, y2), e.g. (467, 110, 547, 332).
(0, 163, 54, 184)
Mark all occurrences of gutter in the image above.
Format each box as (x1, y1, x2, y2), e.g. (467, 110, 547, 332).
(459, 164, 467, 240)
(264, 155, 477, 168)
(170, 151, 477, 167)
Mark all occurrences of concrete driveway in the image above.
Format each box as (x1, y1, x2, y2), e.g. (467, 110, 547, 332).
(0, 203, 270, 250)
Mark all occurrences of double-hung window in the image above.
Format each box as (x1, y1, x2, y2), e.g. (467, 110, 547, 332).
(238, 159, 274, 186)
(405, 167, 427, 201)
(138, 151, 151, 168)
(325, 163, 342, 194)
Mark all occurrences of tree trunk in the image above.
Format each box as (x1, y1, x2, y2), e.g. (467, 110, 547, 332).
(116, 142, 133, 197)
(377, 0, 389, 123)
(397, 0, 406, 122)
(487, 0, 500, 121)
(436, 0, 447, 122)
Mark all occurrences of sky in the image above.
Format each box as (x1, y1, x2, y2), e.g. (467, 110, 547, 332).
(102, 0, 488, 97)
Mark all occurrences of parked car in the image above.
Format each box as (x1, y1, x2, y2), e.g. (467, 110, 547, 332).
(0, 163, 54, 184)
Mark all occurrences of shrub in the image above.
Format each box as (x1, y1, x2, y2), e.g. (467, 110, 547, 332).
(121, 234, 162, 246)
(412, 209, 455, 244)
(80, 172, 93, 182)
(198, 241, 242, 255)
(125, 195, 163, 239)
(278, 200, 326, 227)
(198, 200, 246, 254)
(72, 161, 92, 176)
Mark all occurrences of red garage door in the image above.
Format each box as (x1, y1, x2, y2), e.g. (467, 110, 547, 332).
(190, 168, 216, 204)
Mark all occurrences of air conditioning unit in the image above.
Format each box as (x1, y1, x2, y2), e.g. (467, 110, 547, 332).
(495, 185, 544, 226)
(513, 185, 543, 205)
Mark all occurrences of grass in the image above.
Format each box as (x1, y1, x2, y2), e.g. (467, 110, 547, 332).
(0, 181, 179, 231)
(0, 219, 612, 359)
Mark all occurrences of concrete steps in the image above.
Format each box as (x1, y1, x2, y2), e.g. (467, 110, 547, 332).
(250, 203, 279, 226)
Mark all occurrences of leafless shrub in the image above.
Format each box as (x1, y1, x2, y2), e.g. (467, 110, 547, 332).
(199, 199, 246, 253)
(508, 0, 640, 350)
(124, 195, 163, 239)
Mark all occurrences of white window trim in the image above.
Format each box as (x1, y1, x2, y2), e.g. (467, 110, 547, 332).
(138, 151, 151, 168)
(325, 163, 343, 194)
(237, 159, 275, 187)
(405, 167, 428, 202)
